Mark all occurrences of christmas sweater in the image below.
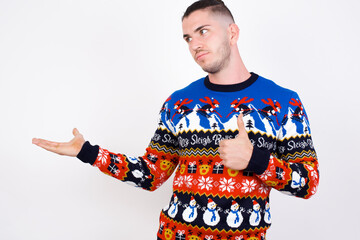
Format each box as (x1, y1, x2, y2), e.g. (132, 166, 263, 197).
(77, 73, 319, 240)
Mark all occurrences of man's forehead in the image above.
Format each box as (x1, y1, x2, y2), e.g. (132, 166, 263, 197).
(182, 10, 215, 33)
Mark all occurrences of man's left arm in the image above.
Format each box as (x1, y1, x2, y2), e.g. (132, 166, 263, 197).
(247, 92, 319, 199)
(219, 92, 319, 199)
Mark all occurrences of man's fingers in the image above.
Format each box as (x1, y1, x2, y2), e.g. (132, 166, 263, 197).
(32, 138, 40, 145)
(32, 138, 61, 152)
(236, 113, 248, 137)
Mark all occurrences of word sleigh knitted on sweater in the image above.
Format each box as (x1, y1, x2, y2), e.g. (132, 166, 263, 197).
(77, 73, 319, 240)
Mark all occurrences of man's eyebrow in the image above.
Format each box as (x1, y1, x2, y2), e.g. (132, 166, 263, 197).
(183, 25, 211, 38)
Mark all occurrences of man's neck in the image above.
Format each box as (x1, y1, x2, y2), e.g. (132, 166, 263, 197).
(208, 50, 250, 85)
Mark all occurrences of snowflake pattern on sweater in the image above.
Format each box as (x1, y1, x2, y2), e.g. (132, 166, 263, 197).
(77, 73, 319, 240)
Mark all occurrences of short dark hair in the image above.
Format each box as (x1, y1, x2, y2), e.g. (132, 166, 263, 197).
(182, 0, 234, 22)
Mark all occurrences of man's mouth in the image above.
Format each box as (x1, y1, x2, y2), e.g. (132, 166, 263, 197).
(196, 52, 209, 60)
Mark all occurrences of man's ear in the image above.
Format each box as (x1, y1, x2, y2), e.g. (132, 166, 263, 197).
(228, 23, 240, 45)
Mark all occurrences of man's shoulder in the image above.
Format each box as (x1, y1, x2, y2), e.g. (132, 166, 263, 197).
(170, 77, 206, 97)
(256, 74, 297, 97)
(258, 75, 295, 94)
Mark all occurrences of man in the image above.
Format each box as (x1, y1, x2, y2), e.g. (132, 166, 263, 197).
(33, 0, 319, 239)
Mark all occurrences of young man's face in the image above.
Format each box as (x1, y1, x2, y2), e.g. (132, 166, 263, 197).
(182, 9, 232, 74)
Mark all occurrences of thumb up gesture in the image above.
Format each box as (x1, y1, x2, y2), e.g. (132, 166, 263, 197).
(218, 114, 253, 170)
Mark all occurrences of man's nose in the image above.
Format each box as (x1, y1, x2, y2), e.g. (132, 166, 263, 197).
(190, 38, 203, 52)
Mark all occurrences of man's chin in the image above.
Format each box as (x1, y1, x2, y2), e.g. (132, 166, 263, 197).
(202, 66, 220, 74)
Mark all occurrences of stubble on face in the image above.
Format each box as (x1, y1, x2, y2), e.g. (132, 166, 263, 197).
(199, 36, 231, 74)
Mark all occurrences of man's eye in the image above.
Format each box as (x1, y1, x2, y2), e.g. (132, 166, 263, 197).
(185, 37, 192, 43)
(200, 29, 208, 35)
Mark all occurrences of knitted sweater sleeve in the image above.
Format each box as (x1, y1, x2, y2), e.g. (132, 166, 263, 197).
(245, 92, 319, 199)
(76, 97, 180, 191)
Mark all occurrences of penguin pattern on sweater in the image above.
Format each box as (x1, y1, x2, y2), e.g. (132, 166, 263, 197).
(77, 73, 319, 240)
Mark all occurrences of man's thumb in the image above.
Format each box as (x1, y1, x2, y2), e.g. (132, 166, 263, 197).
(73, 128, 80, 136)
(237, 114, 247, 136)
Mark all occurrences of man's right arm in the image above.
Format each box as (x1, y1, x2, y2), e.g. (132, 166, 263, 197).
(32, 97, 180, 191)
(76, 123, 180, 191)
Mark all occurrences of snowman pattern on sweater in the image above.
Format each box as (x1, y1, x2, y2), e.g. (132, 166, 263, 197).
(182, 196, 198, 223)
(264, 201, 271, 225)
(203, 198, 220, 226)
(249, 200, 262, 227)
(168, 194, 180, 218)
(226, 200, 244, 228)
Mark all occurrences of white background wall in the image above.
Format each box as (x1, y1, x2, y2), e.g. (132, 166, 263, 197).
(1, 0, 359, 239)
